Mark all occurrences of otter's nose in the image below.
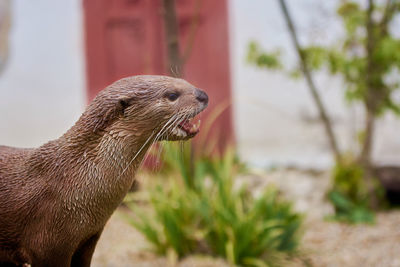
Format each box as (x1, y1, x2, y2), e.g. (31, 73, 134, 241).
(195, 89, 208, 106)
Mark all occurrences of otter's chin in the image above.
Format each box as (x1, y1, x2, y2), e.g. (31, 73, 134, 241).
(166, 118, 201, 141)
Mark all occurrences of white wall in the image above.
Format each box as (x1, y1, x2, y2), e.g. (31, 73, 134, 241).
(0, 0, 85, 148)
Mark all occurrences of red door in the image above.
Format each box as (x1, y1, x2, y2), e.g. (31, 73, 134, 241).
(83, 0, 233, 151)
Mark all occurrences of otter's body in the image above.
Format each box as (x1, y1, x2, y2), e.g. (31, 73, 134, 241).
(0, 75, 208, 266)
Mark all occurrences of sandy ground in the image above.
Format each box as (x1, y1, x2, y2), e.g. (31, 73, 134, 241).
(92, 170, 400, 267)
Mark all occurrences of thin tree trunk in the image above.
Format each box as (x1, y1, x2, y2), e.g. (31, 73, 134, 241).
(361, 105, 379, 208)
(361, 0, 376, 170)
(362, 0, 379, 208)
(361, 0, 397, 169)
(278, 0, 342, 164)
(360, 106, 375, 169)
(161, 0, 197, 181)
(161, 0, 182, 77)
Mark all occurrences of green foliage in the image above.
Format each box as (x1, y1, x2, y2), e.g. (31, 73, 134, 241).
(327, 161, 377, 224)
(247, 41, 282, 70)
(301, 46, 328, 70)
(332, 161, 368, 202)
(247, 1, 400, 115)
(337, 2, 365, 37)
(327, 191, 375, 224)
(312, 1, 400, 114)
(125, 142, 302, 266)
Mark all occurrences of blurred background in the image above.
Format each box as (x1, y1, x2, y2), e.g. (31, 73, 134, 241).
(1, 0, 400, 266)
(1, 0, 399, 169)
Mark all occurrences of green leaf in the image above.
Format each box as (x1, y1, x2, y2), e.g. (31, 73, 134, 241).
(247, 41, 282, 70)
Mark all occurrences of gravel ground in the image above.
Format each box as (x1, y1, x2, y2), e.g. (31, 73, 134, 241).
(92, 170, 400, 267)
(303, 212, 400, 267)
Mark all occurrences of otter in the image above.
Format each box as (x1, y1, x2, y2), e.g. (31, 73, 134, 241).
(0, 75, 208, 266)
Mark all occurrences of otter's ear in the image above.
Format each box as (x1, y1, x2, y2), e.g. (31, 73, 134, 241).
(91, 96, 137, 133)
(117, 97, 136, 115)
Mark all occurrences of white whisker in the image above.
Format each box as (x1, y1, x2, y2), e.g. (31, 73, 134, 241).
(117, 130, 156, 179)
(135, 113, 181, 171)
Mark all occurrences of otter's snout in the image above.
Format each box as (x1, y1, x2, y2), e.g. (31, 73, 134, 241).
(195, 89, 209, 106)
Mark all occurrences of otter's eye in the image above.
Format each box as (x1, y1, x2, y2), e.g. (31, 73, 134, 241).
(165, 92, 180, 102)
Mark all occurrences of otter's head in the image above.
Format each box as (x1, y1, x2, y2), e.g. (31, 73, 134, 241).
(86, 75, 208, 142)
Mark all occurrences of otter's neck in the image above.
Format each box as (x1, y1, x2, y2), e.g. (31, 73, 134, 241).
(34, 120, 156, 219)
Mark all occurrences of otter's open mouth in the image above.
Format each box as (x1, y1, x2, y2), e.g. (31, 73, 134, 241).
(170, 118, 201, 139)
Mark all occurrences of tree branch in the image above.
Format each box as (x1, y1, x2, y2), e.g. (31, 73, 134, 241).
(277, 0, 342, 163)
(380, 0, 396, 35)
(161, 0, 182, 77)
(360, 0, 376, 168)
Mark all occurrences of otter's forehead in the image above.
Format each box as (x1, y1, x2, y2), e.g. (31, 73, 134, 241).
(135, 75, 193, 90)
(167, 77, 194, 91)
(124, 75, 193, 90)
(105, 75, 195, 98)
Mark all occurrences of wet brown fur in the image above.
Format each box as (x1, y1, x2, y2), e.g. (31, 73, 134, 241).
(0, 75, 208, 267)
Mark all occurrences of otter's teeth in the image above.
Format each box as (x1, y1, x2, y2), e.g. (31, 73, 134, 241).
(172, 127, 187, 137)
(178, 128, 187, 137)
(191, 120, 201, 132)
